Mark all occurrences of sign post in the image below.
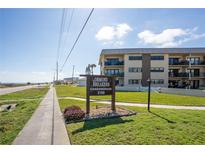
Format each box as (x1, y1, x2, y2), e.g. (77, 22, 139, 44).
(81, 75, 116, 115)
(147, 78, 151, 112)
(86, 75, 91, 115)
(111, 77, 116, 112)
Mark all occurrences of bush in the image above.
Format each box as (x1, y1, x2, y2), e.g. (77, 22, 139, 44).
(63, 105, 85, 122)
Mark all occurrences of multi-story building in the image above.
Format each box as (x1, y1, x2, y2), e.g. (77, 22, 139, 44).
(99, 48, 205, 89)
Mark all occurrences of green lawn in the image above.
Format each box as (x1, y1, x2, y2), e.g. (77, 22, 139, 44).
(55, 85, 205, 106)
(0, 87, 49, 144)
(58, 98, 205, 145)
(0, 86, 49, 102)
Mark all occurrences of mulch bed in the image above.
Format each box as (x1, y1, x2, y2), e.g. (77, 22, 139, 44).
(64, 106, 137, 124)
(84, 105, 136, 120)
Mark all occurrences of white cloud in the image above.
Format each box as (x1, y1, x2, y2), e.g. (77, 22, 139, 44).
(95, 23, 132, 46)
(115, 23, 133, 38)
(114, 41, 124, 46)
(138, 27, 205, 47)
(95, 26, 115, 41)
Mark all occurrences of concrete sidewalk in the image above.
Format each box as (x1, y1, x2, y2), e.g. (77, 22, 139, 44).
(13, 86, 70, 145)
(60, 96, 205, 111)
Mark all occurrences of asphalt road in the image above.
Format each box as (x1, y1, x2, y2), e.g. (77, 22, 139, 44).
(0, 85, 38, 95)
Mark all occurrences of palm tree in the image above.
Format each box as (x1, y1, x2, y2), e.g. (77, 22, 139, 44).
(90, 64, 96, 75)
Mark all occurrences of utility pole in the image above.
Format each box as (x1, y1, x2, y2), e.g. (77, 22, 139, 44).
(56, 61, 58, 81)
(53, 72, 55, 84)
(72, 65, 75, 83)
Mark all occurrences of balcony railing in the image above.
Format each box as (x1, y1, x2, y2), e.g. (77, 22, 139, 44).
(104, 61, 124, 66)
(169, 60, 205, 65)
(104, 72, 124, 77)
(169, 72, 205, 78)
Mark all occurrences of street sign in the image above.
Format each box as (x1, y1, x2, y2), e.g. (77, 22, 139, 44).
(80, 75, 116, 115)
(89, 76, 113, 95)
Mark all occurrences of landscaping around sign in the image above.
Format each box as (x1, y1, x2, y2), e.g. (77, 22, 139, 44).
(62, 75, 136, 122)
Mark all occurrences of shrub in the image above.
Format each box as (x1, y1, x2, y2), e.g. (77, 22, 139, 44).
(63, 105, 85, 122)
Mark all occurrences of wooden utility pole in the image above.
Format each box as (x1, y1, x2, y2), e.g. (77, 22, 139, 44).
(56, 62, 58, 81)
(72, 65, 75, 83)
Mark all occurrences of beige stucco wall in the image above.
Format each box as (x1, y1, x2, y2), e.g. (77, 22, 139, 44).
(123, 53, 169, 87)
(124, 54, 142, 86)
(150, 54, 169, 87)
(200, 79, 205, 87)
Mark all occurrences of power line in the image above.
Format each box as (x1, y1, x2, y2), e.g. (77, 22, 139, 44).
(60, 8, 94, 73)
(56, 9, 67, 81)
(59, 8, 75, 62)
(56, 9, 66, 62)
(56, 9, 75, 81)
(67, 9, 74, 34)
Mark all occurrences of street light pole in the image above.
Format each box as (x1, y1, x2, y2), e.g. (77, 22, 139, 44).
(147, 78, 151, 112)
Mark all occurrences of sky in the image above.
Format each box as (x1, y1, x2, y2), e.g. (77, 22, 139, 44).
(1, 8, 205, 83)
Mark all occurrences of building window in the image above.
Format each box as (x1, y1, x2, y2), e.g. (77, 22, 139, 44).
(128, 67, 142, 73)
(169, 58, 179, 65)
(104, 69, 119, 75)
(104, 58, 124, 65)
(151, 56, 164, 60)
(128, 79, 139, 85)
(129, 56, 142, 60)
(151, 67, 164, 72)
(186, 57, 200, 65)
(151, 79, 164, 84)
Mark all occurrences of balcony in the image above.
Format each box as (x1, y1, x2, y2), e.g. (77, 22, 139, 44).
(104, 61, 124, 66)
(169, 72, 205, 78)
(104, 72, 124, 77)
(169, 60, 205, 66)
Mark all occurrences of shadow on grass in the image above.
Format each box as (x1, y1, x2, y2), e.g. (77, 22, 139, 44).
(150, 111, 176, 124)
(72, 117, 133, 135)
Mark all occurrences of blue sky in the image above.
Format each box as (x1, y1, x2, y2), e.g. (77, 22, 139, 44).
(1, 8, 205, 83)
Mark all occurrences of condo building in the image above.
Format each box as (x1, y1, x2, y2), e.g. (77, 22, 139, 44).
(99, 48, 205, 89)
